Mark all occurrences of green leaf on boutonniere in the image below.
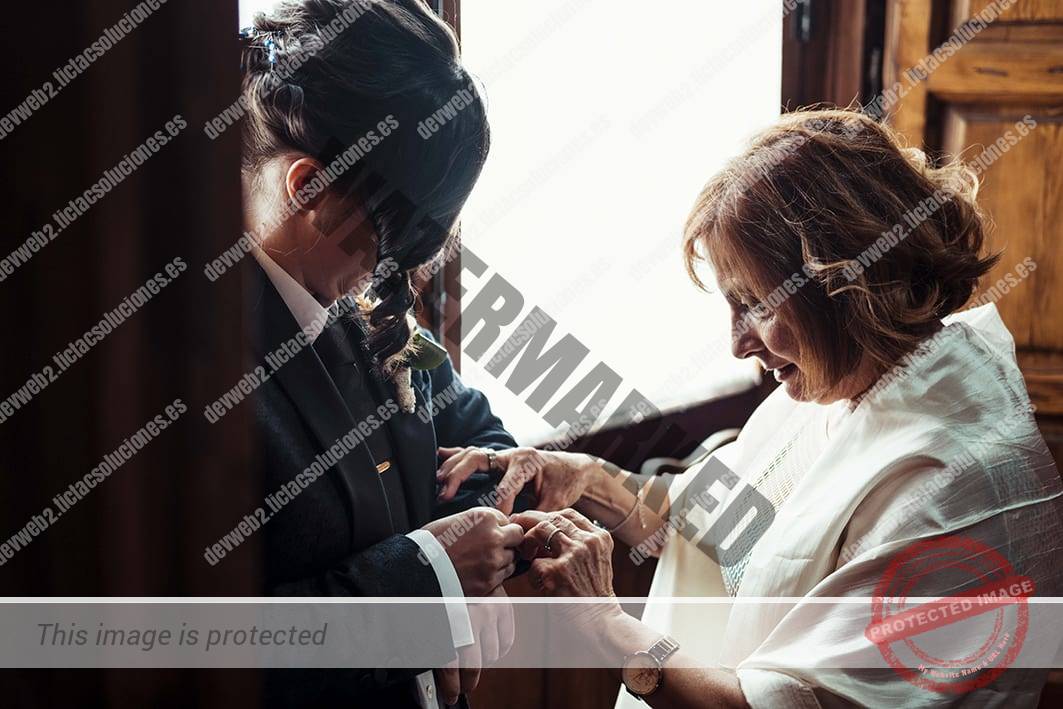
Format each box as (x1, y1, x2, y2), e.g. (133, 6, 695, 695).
(408, 331, 448, 371)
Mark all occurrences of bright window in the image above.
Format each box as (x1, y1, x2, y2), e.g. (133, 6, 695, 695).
(238, 0, 272, 27)
(458, 0, 779, 442)
(236, 0, 781, 444)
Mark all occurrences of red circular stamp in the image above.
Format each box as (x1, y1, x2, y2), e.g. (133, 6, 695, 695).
(864, 534, 1034, 693)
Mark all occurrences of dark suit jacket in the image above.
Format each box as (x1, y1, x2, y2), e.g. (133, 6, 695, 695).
(244, 261, 526, 707)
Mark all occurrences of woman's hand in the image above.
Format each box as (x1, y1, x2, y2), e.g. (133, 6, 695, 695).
(512, 508, 624, 638)
(512, 509, 620, 598)
(437, 446, 600, 515)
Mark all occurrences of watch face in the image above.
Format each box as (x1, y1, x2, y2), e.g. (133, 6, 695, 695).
(622, 652, 660, 695)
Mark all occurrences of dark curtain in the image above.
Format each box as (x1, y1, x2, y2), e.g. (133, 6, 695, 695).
(0, 0, 260, 704)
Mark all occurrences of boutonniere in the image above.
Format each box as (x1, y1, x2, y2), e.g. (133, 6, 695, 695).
(407, 330, 449, 371)
(361, 293, 450, 413)
(386, 314, 449, 414)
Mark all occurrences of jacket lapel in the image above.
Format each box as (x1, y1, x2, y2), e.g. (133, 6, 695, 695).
(382, 374, 438, 529)
(245, 261, 394, 550)
(349, 326, 437, 530)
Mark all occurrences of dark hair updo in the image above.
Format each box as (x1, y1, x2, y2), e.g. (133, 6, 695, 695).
(240, 0, 489, 380)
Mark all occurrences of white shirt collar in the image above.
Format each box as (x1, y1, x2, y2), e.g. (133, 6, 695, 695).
(252, 247, 333, 343)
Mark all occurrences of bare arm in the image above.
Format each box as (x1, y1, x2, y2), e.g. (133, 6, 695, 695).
(573, 457, 675, 551)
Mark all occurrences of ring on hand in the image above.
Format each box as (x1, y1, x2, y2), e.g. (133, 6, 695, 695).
(544, 527, 563, 553)
(482, 448, 500, 472)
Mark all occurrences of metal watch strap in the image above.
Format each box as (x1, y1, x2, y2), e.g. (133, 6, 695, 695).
(623, 635, 680, 700)
(647, 635, 680, 665)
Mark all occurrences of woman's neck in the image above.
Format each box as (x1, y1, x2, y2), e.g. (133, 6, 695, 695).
(842, 323, 947, 405)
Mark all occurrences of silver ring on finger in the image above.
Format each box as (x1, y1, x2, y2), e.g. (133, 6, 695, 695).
(544, 527, 563, 553)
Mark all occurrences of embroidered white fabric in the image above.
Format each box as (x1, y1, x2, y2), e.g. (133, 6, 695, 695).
(617, 304, 1063, 708)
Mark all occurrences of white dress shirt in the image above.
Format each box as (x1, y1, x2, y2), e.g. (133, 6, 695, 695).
(252, 248, 472, 708)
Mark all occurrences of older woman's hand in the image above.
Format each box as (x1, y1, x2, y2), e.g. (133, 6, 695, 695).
(512, 509, 620, 600)
(437, 446, 600, 514)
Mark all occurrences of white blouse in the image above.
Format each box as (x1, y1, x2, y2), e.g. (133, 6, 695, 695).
(617, 304, 1063, 708)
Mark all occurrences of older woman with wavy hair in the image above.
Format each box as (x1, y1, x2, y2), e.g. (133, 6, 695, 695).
(439, 109, 1063, 707)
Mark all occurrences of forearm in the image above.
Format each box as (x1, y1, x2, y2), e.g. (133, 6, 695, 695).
(595, 612, 748, 709)
(575, 460, 669, 549)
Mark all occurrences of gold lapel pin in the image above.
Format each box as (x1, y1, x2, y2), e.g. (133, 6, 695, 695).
(375, 460, 391, 474)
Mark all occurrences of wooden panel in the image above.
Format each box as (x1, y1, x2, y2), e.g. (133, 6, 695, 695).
(926, 36, 1063, 102)
(941, 107, 1062, 347)
(1020, 352, 1063, 416)
(961, 0, 1063, 22)
(883, 0, 934, 140)
(886, 4, 1063, 702)
(942, 106, 1063, 413)
(886, 0, 1063, 416)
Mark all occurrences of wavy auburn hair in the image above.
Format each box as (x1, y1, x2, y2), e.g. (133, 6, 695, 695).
(682, 108, 999, 395)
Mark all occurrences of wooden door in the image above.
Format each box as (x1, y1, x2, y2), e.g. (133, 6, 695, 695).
(884, 0, 1063, 441)
(885, 2, 1063, 702)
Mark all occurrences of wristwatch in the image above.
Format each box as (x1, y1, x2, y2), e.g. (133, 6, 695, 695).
(621, 635, 680, 700)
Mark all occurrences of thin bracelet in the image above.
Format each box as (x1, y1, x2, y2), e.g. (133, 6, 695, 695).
(607, 483, 645, 533)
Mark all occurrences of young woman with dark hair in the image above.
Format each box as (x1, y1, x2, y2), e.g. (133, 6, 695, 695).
(236, 2, 525, 706)
(241, 0, 489, 393)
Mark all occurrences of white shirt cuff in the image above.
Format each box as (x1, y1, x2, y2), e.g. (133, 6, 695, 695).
(406, 529, 474, 648)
